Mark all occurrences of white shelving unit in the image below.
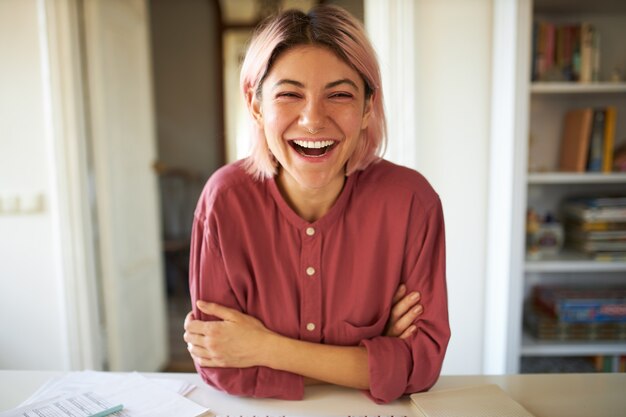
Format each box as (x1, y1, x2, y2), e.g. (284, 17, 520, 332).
(509, 0, 626, 374)
(521, 333, 626, 356)
(528, 172, 626, 184)
(531, 82, 626, 94)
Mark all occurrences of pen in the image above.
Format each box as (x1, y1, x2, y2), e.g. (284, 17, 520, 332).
(88, 403, 124, 417)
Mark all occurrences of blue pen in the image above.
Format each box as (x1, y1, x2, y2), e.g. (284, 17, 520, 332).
(88, 403, 124, 417)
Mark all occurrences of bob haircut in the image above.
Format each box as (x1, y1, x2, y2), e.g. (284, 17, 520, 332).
(240, 5, 387, 180)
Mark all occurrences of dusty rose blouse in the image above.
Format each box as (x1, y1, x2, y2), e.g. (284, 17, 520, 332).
(189, 159, 450, 404)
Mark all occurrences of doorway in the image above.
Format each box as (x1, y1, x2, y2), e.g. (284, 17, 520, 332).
(149, 0, 224, 372)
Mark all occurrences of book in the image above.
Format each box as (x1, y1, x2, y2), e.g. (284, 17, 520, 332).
(533, 285, 626, 323)
(566, 220, 626, 232)
(579, 22, 594, 83)
(559, 108, 593, 172)
(524, 303, 626, 340)
(562, 197, 626, 222)
(587, 109, 605, 172)
(570, 239, 626, 252)
(569, 228, 626, 241)
(594, 251, 626, 262)
(602, 106, 617, 172)
(410, 384, 535, 417)
(531, 21, 583, 81)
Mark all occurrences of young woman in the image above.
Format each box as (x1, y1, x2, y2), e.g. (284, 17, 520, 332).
(183, 5, 450, 404)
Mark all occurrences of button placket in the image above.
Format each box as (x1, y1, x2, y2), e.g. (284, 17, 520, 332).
(300, 226, 322, 341)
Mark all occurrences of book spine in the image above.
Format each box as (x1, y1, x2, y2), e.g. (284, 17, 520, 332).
(587, 109, 605, 172)
(602, 107, 617, 172)
(544, 23, 556, 73)
(580, 22, 593, 83)
(572, 25, 581, 81)
(592, 30, 601, 82)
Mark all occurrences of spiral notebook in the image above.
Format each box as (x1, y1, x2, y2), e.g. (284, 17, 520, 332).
(410, 384, 535, 417)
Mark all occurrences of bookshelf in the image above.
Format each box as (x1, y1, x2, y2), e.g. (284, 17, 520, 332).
(511, 0, 626, 374)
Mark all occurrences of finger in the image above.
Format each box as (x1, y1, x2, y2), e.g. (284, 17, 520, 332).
(391, 284, 407, 304)
(185, 317, 221, 336)
(183, 330, 206, 347)
(390, 304, 423, 336)
(398, 325, 417, 340)
(183, 311, 195, 329)
(187, 343, 228, 368)
(187, 341, 212, 362)
(390, 291, 421, 322)
(196, 301, 240, 322)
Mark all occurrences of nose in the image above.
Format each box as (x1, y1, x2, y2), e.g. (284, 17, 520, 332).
(299, 98, 326, 133)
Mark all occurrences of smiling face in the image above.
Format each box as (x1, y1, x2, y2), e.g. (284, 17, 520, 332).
(249, 45, 372, 196)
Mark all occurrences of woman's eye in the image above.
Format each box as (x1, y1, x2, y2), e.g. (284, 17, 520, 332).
(329, 92, 354, 99)
(276, 92, 300, 99)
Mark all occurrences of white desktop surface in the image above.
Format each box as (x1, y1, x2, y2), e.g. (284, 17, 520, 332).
(1, 371, 625, 417)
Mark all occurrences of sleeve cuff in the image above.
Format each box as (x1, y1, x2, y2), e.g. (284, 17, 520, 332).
(360, 337, 411, 404)
(197, 363, 305, 400)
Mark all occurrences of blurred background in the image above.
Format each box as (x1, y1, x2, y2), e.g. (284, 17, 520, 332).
(1, 0, 625, 377)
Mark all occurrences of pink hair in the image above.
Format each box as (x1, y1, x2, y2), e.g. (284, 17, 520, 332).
(240, 5, 387, 180)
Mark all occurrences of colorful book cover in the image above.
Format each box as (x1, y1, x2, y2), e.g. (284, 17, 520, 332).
(533, 286, 626, 323)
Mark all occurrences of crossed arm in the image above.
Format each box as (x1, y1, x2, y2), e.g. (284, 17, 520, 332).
(183, 283, 423, 390)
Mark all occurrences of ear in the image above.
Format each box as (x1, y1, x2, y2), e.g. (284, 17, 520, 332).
(246, 88, 263, 127)
(360, 93, 374, 130)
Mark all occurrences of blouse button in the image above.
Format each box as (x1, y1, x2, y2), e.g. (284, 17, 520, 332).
(306, 227, 315, 236)
(306, 266, 316, 276)
(306, 322, 316, 331)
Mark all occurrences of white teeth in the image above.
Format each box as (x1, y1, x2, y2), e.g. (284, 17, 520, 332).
(293, 140, 335, 149)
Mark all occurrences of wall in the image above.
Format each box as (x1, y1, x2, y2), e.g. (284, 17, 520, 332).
(0, 0, 68, 369)
(366, 0, 493, 374)
(413, 0, 493, 374)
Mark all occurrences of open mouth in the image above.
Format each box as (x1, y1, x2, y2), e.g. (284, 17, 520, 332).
(289, 140, 337, 158)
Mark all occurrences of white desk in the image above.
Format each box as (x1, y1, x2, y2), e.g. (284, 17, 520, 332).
(1, 371, 625, 417)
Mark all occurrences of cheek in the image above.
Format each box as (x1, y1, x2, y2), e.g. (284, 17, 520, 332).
(338, 111, 367, 136)
(262, 105, 293, 132)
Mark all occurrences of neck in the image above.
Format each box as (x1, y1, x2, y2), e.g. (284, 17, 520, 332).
(276, 168, 346, 222)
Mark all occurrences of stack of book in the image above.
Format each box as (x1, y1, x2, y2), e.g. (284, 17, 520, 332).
(561, 196, 626, 260)
(524, 285, 626, 341)
(593, 355, 626, 372)
(559, 107, 617, 173)
(531, 21, 599, 82)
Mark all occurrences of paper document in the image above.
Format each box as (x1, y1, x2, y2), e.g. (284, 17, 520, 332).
(0, 391, 123, 417)
(20, 371, 195, 406)
(410, 384, 535, 417)
(8, 371, 209, 417)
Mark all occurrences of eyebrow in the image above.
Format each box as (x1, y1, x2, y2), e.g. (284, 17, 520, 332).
(273, 78, 360, 91)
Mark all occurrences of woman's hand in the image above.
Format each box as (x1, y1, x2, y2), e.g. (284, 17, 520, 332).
(184, 301, 275, 368)
(384, 284, 423, 339)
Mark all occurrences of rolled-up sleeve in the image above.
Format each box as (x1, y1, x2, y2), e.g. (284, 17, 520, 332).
(189, 210, 305, 400)
(361, 197, 450, 403)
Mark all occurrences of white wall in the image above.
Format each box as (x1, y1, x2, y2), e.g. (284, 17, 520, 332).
(367, 0, 493, 375)
(0, 0, 68, 370)
(414, 0, 493, 375)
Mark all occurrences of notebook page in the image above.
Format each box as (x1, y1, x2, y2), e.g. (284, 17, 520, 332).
(410, 384, 535, 417)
